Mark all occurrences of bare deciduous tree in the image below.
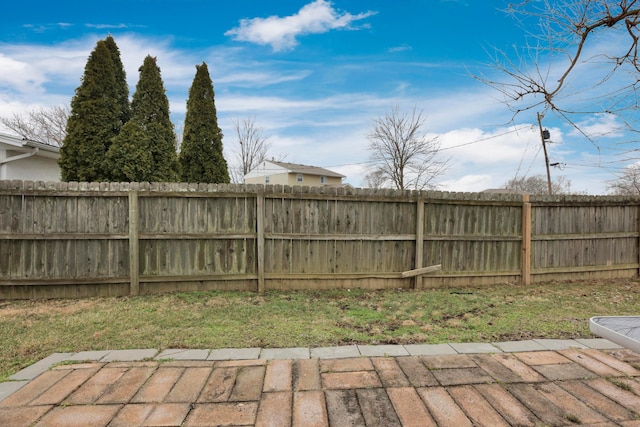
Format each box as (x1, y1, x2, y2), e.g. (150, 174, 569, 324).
(477, 0, 640, 133)
(230, 116, 270, 183)
(0, 105, 69, 146)
(364, 169, 385, 189)
(366, 105, 449, 190)
(607, 163, 640, 194)
(502, 174, 573, 194)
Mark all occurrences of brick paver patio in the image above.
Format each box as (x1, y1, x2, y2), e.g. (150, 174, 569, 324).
(2, 340, 640, 426)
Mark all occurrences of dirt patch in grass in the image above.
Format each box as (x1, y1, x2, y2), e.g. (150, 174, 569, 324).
(1, 279, 639, 381)
(0, 299, 99, 318)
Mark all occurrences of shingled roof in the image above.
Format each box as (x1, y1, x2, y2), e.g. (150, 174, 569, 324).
(269, 161, 345, 178)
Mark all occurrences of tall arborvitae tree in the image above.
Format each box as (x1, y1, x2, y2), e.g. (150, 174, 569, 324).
(59, 39, 121, 181)
(179, 62, 230, 183)
(104, 35, 131, 126)
(107, 55, 178, 182)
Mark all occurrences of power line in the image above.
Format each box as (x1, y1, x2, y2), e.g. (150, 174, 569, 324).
(513, 124, 538, 180)
(439, 126, 532, 152)
(522, 145, 543, 178)
(324, 126, 533, 169)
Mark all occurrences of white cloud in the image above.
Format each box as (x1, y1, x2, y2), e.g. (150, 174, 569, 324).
(217, 92, 388, 117)
(113, 35, 197, 89)
(388, 44, 412, 53)
(438, 126, 540, 164)
(22, 23, 74, 33)
(418, 88, 509, 132)
(225, 0, 376, 51)
(569, 113, 626, 139)
(215, 70, 312, 87)
(0, 54, 47, 93)
(440, 174, 493, 192)
(220, 95, 327, 114)
(0, 40, 94, 94)
(332, 163, 366, 182)
(0, 34, 202, 125)
(434, 125, 549, 191)
(85, 23, 130, 30)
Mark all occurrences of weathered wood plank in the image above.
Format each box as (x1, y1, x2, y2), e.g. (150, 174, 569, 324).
(402, 264, 441, 278)
(414, 199, 425, 289)
(266, 233, 415, 241)
(257, 191, 265, 294)
(129, 191, 139, 296)
(0, 233, 128, 240)
(522, 197, 531, 285)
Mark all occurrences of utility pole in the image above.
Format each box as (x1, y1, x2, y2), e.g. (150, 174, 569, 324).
(537, 112, 552, 195)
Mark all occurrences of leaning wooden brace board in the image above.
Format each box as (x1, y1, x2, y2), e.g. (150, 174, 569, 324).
(590, 316, 640, 354)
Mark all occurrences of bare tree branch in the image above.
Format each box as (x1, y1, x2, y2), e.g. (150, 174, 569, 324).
(366, 105, 449, 190)
(607, 162, 640, 194)
(0, 105, 69, 146)
(475, 0, 640, 131)
(503, 174, 574, 194)
(229, 116, 271, 183)
(364, 169, 386, 189)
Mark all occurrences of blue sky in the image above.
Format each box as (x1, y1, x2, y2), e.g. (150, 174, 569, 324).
(0, 0, 634, 192)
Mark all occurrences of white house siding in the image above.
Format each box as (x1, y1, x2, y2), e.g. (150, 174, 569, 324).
(244, 173, 290, 185)
(244, 161, 288, 180)
(244, 160, 344, 186)
(1, 154, 60, 181)
(0, 132, 61, 182)
(244, 173, 343, 186)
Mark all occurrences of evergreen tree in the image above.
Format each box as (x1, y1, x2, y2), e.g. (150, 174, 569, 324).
(179, 62, 230, 183)
(104, 121, 154, 181)
(107, 55, 178, 182)
(59, 39, 121, 181)
(104, 35, 131, 126)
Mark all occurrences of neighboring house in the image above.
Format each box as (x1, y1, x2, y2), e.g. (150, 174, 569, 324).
(244, 160, 345, 186)
(0, 132, 61, 181)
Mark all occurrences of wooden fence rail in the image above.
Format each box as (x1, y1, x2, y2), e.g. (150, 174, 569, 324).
(1, 180, 639, 299)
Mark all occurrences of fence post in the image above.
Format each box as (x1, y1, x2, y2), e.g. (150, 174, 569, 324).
(521, 194, 531, 285)
(256, 190, 265, 294)
(129, 190, 140, 296)
(413, 198, 425, 289)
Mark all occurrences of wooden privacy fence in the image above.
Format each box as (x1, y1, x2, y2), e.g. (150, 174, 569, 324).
(1, 180, 639, 299)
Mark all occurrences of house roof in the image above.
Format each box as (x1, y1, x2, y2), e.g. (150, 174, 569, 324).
(0, 132, 60, 159)
(269, 160, 345, 178)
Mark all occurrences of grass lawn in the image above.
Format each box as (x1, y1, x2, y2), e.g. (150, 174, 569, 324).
(1, 278, 639, 381)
